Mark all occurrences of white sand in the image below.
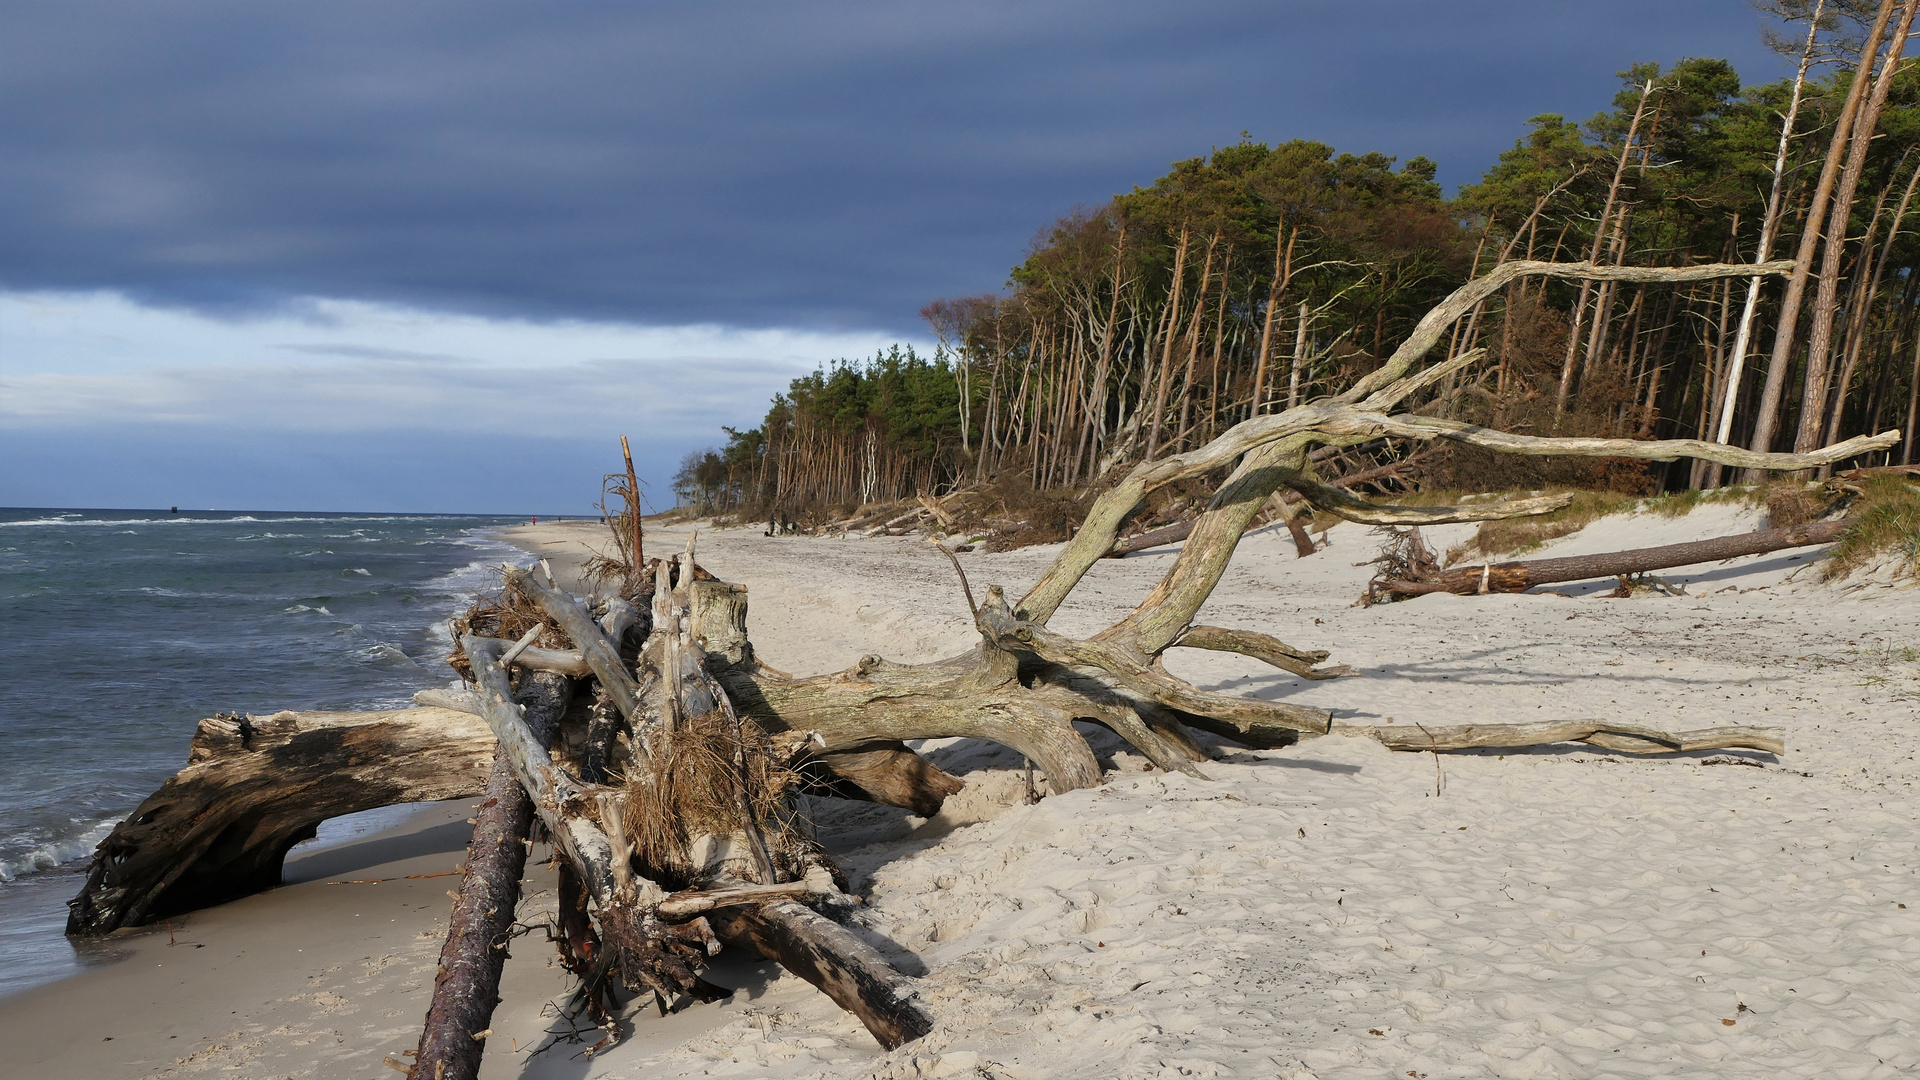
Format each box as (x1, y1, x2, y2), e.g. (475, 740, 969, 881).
(8, 508, 1913, 1079)
(559, 510, 1918, 1080)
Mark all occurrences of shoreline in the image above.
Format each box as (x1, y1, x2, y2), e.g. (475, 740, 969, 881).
(3, 509, 1915, 1077)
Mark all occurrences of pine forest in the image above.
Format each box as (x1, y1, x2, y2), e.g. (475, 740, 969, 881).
(675, 1, 1920, 521)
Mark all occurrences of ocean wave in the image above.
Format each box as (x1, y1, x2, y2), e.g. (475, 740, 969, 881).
(0, 513, 502, 529)
(284, 603, 334, 615)
(418, 554, 518, 600)
(0, 818, 116, 883)
(361, 642, 423, 668)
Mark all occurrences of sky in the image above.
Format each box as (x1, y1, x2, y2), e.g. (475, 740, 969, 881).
(0, 1, 1795, 513)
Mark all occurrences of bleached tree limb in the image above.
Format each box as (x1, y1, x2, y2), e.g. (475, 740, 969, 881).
(1284, 474, 1574, 525)
(1336, 720, 1785, 756)
(1371, 416, 1901, 469)
(1170, 625, 1356, 681)
(460, 636, 644, 913)
(502, 567, 647, 732)
(1347, 259, 1799, 406)
(1019, 260, 1811, 627)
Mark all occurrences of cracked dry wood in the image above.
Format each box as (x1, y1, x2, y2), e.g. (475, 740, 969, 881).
(66, 707, 498, 936)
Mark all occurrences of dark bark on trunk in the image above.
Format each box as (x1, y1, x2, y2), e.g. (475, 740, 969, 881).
(707, 900, 932, 1049)
(411, 672, 571, 1080)
(1376, 519, 1847, 598)
(1108, 518, 1197, 556)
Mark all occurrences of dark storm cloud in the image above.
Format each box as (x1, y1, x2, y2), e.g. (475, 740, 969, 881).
(0, 1, 1787, 333)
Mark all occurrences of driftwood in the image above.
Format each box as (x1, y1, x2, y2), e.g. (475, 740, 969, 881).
(1336, 719, 1786, 756)
(411, 670, 571, 1080)
(1108, 455, 1421, 559)
(1373, 518, 1849, 599)
(1109, 518, 1197, 556)
(456, 554, 932, 1047)
(707, 899, 931, 1049)
(66, 708, 495, 936)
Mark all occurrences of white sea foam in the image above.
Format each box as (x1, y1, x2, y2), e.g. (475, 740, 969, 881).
(0, 818, 116, 883)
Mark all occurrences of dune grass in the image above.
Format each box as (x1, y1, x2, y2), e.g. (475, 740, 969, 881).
(1822, 476, 1920, 582)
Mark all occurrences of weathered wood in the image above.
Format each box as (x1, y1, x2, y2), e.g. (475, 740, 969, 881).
(719, 647, 1107, 794)
(1109, 518, 1196, 557)
(462, 635, 717, 1002)
(1377, 519, 1849, 598)
(504, 567, 646, 729)
(67, 707, 495, 936)
(707, 900, 931, 1049)
(1336, 719, 1786, 756)
(1171, 625, 1356, 681)
(411, 670, 570, 1080)
(655, 869, 833, 920)
(803, 743, 966, 816)
(459, 638, 636, 910)
(421, 678, 969, 816)
(977, 589, 1334, 737)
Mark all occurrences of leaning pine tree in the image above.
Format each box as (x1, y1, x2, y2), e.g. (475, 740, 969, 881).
(67, 259, 1897, 1078)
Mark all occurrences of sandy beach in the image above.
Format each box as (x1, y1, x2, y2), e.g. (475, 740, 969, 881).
(4, 507, 1916, 1079)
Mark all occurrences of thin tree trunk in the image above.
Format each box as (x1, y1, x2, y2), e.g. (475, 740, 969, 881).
(1145, 225, 1191, 460)
(1906, 327, 1920, 463)
(1174, 231, 1220, 450)
(1748, 0, 1898, 462)
(1797, 0, 1920, 452)
(1825, 152, 1920, 448)
(1558, 79, 1655, 422)
(1287, 300, 1309, 410)
(1250, 225, 1294, 418)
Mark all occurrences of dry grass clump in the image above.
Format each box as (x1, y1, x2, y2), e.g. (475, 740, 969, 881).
(1762, 481, 1837, 529)
(622, 711, 812, 888)
(961, 473, 1092, 552)
(1823, 476, 1920, 582)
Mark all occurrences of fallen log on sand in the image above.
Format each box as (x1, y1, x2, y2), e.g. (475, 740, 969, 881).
(65, 707, 495, 936)
(1335, 719, 1786, 755)
(1371, 518, 1848, 600)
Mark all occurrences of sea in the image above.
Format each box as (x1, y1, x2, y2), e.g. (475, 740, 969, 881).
(0, 508, 537, 998)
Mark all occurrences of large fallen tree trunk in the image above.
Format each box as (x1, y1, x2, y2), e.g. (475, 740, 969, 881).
(1372, 518, 1849, 599)
(66, 707, 494, 936)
